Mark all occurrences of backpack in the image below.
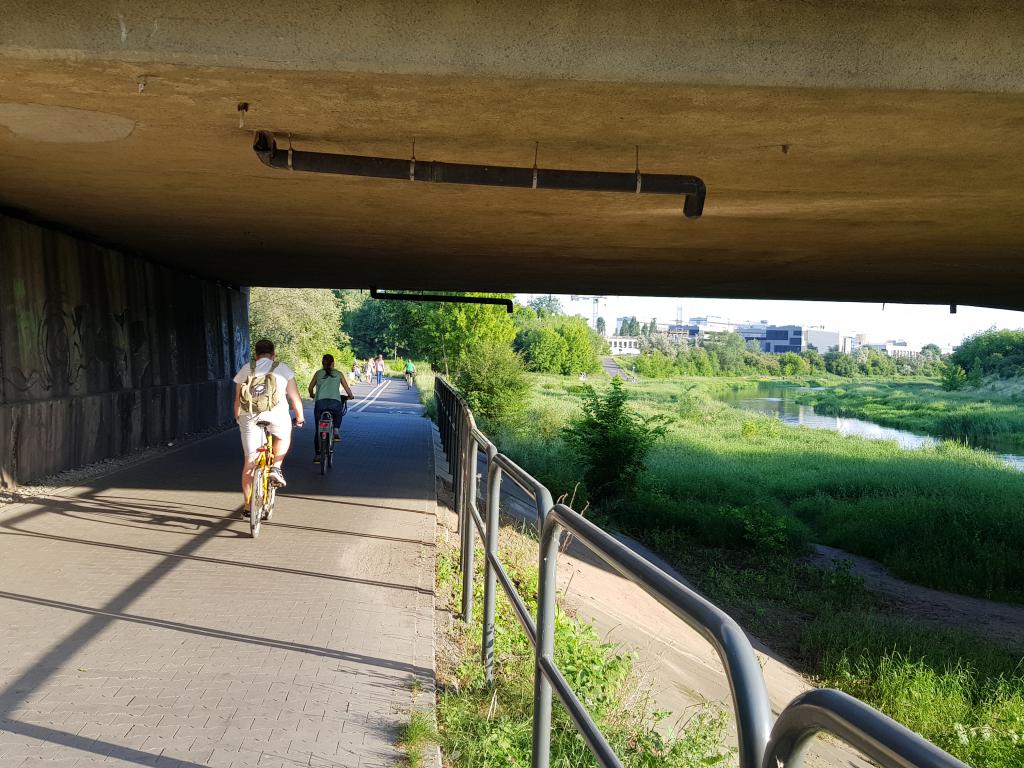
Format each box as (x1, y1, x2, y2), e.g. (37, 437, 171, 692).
(239, 360, 281, 414)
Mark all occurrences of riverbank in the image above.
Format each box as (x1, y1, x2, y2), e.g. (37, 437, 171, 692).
(797, 379, 1024, 452)
(485, 373, 1024, 767)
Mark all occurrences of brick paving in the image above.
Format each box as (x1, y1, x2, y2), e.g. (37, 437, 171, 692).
(0, 377, 436, 767)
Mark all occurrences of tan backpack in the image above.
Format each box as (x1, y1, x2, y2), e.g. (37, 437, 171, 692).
(239, 360, 281, 414)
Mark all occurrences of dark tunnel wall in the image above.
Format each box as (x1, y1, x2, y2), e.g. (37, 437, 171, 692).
(0, 213, 249, 487)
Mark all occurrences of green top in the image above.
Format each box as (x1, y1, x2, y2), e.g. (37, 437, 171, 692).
(404, 361, 416, 373)
(313, 369, 343, 400)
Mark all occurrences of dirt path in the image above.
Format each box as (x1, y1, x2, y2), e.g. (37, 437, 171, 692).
(810, 544, 1024, 650)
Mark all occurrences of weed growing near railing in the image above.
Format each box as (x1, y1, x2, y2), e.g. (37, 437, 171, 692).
(434, 535, 732, 768)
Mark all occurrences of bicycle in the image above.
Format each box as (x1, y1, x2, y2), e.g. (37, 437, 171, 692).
(247, 421, 277, 538)
(315, 396, 347, 475)
(317, 411, 335, 475)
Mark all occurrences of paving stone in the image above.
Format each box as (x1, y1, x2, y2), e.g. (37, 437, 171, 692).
(0, 383, 435, 767)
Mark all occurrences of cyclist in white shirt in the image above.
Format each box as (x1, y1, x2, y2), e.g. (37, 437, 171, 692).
(232, 339, 304, 516)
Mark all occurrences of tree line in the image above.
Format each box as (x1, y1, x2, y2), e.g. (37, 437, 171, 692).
(628, 331, 946, 379)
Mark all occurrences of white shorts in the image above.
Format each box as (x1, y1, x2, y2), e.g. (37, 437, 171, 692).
(237, 408, 292, 458)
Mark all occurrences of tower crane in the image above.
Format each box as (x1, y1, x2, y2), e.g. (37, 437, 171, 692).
(570, 294, 607, 330)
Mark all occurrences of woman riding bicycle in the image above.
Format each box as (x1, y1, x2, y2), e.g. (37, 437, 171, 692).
(307, 354, 355, 462)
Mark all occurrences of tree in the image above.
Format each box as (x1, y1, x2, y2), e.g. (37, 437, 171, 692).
(249, 288, 350, 381)
(454, 340, 529, 425)
(778, 351, 810, 376)
(528, 295, 563, 318)
(800, 348, 826, 373)
(941, 363, 968, 391)
(921, 343, 943, 358)
(405, 293, 516, 378)
(558, 317, 602, 374)
(596, 316, 607, 336)
(344, 297, 412, 359)
(521, 327, 568, 374)
(562, 379, 669, 503)
(824, 351, 857, 377)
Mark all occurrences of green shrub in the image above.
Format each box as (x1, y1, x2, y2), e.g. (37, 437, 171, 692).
(942, 363, 968, 391)
(454, 340, 529, 426)
(562, 379, 670, 502)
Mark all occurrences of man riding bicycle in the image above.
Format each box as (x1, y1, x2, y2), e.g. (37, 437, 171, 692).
(403, 359, 416, 389)
(233, 339, 304, 517)
(308, 354, 354, 462)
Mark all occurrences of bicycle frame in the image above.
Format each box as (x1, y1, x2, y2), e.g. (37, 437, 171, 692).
(247, 427, 275, 537)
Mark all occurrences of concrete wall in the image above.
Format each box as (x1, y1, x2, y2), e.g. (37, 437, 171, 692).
(0, 213, 248, 487)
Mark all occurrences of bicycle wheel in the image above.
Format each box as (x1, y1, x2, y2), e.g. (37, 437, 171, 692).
(250, 467, 264, 538)
(319, 430, 327, 476)
(327, 436, 334, 469)
(265, 484, 276, 521)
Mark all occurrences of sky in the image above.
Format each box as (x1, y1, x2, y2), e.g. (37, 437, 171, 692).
(516, 294, 1024, 351)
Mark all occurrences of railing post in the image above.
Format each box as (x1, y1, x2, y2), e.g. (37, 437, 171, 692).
(481, 446, 502, 682)
(532, 499, 558, 768)
(460, 421, 481, 623)
(458, 411, 473, 622)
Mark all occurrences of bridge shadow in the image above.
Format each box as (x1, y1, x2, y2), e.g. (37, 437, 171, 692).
(0, 399, 435, 764)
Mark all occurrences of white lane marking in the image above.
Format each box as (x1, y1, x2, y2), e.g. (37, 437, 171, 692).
(353, 381, 390, 413)
(347, 381, 383, 414)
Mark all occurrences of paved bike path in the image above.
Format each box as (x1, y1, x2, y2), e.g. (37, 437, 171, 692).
(0, 377, 435, 768)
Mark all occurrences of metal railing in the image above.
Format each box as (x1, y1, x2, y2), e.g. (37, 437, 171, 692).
(434, 377, 968, 768)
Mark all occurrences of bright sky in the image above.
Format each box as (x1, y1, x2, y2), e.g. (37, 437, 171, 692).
(517, 294, 1024, 351)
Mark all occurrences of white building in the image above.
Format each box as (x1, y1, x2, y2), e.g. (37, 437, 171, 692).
(608, 336, 642, 356)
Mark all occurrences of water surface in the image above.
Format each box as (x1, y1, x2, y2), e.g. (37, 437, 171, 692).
(716, 383, 1024, 471)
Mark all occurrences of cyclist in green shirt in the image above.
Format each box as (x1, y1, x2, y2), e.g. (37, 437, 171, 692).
(403, 359, 416, 389)
(307, 354, 354, 461)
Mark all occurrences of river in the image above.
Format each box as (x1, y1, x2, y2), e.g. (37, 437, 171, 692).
(716, 383, 1024, 471)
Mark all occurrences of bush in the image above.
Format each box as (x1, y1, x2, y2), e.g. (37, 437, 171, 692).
(453, 340, 529, 425)
(562, 379, 670, 502)
(942, 364, 966, 393)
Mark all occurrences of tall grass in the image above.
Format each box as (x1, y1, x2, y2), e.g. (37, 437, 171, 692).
(800, 381, 1024, 451)
(484, 373, 1024, 768)
(504, 375, 1024, 602)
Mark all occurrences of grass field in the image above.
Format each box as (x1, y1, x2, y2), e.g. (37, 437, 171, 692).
(484, 373, 1024, 767)
(798, 380, 1024, 452)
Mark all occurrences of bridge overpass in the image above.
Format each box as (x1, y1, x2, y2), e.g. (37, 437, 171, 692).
(0, 6, 1015, 765)
(3, 1, 1023, 484)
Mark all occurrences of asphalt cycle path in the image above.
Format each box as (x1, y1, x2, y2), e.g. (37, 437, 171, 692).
(0, 378, 435, 768)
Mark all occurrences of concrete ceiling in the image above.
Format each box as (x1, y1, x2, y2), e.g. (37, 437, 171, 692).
(2, 2, 1024, 308)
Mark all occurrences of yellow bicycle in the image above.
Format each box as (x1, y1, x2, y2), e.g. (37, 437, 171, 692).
(247, 420, 277, 538)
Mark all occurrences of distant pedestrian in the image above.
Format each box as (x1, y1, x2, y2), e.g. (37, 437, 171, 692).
(375, 354, 385, 385)
(351, 360, 362, 383)
(365, 358, 374, 384)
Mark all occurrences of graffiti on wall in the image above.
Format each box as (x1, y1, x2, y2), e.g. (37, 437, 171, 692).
(3, 300, 151, 399)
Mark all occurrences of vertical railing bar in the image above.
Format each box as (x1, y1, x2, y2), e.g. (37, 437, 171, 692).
(460, 411, 477, 623)
(481, 448, 502, 682)
(531, 491, 558, 768)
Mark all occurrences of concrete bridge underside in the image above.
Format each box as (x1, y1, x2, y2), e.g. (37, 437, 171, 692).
(2, 1, 1024, 309)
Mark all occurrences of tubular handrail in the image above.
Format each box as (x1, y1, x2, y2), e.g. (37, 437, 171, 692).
(432, 376, 967, 768)
(763, 689, 969, 768)
(542, 503, 773, 768)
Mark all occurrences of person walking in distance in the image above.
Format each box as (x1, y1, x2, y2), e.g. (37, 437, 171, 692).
(375, 354, 385, 386)
(351, 359, 362, 383)
(365, 357, 374, 385)
(233, 339, 304, 517)
(308, 353, 354, 462)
